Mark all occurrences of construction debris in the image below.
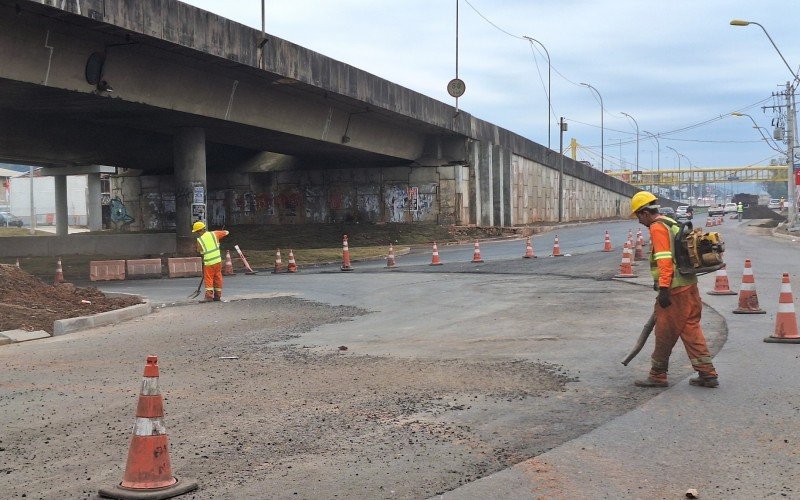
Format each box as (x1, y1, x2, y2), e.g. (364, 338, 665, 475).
(0, 264, 141, 333)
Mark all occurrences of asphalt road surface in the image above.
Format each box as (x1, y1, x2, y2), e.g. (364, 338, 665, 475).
(1, 218, 735, 499)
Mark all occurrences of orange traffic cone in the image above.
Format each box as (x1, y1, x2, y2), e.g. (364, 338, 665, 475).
(54, 257, 65, 284)
(386, 244, 397, 269)
(627, 229, 633, 242)
(705, 217, 712, 227)
(765, 273, 800, 343)
(15, 258, 20, 268)
(287, 250, 298, 273)
(222, 250, 235, 276)
(471, 241, 484, 263)
(733, 259, 765, 314)
(272, 249, 283, 274)
(707, 266, 737, 295)
(552, 235, 563, 257)
(430, 242, 443, 266)
(614, 241, 637, 278)
(98, 356, 197, 499)
(602, 231, 612, 252)
(341, 235, 353, 271)
(633, 236, 644, 261)
(523, 237, 536, 258)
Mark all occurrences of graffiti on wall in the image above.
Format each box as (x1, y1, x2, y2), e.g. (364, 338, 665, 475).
(304, 186, 327, 222)
(385, 184, 408, 222)
(412, 184, 437, 222)
(275, 188, 301, 217)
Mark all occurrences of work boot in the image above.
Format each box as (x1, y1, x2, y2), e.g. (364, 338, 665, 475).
(689, 375, 719, 388)
(634, 377, 669, 388)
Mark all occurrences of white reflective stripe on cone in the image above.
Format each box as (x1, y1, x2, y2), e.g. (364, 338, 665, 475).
(740, 283, 755, 291)
(140, 377, 161, 396)
(778, 303, 796, 313)
(133, 417, 167, 436)
(781, 283, 792, 293)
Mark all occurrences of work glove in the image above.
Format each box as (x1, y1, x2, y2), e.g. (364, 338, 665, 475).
(657, 287, 672, 308)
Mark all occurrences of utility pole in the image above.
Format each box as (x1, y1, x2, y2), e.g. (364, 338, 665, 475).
(787, 81, 797, 228)
(558, 117, 567, 222)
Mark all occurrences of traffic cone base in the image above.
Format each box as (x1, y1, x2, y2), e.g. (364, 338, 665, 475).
(99, 477, 198, 500)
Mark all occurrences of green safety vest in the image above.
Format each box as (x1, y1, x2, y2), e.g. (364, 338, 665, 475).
(197, 231, 222, 266)
(650, 216, 697, 288)
(737, 204, 743, 213)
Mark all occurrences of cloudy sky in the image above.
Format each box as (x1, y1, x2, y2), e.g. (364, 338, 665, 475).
(184, 0, 797, 174)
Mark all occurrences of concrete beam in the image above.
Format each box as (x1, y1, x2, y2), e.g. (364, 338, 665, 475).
(40, 165, 116, 176)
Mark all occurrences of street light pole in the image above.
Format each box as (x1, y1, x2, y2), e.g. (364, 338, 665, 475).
(680, 153, 694, 204)
(523, 36, 551, 151)
(731, 18, 799, 227)
(620, 111, 640, 172)
(731, 112, 787, 154)
(644, 130, 660, 195)
(666, 146, 681, 202)
(580, 82, 604, 171)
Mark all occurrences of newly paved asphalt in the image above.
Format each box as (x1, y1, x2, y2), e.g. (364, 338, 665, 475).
(439, 217, 800, 499)
(96, 215, 798, 499)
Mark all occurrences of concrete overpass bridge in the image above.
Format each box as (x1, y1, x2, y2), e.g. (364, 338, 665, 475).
(0, 0, 639, 255)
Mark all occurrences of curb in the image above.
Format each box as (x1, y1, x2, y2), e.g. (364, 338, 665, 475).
(52, 301, 153, 336)
(771, 224, 800, 242)
(0, 329, 50, 345)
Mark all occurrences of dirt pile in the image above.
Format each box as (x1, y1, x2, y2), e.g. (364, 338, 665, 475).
(0, 264, 141, 333)
(744, 205, 787, 221)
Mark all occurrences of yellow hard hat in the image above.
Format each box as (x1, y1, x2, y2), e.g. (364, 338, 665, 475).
(192, 221, 206, 232)
(630, 191, 658, 214)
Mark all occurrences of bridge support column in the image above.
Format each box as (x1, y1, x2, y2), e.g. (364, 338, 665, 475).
(86, 173, 102, 231)
(492, 145, 511, 227)
(54, 175, 68, 237)
(478, 141, 493, 226)
(174, 127, 206, 255)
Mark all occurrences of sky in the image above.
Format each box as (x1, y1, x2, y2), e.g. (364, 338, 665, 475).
(182, 0, 798, 175)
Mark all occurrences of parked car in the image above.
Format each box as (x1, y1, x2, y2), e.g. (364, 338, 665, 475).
(724, 202, 738, 214)
(708, 205, 725, 216)
(675, 206, 693, 221)
(0, 212, 23, 227)
(767, 199, 782, 209)
(658, 206, 676, 217)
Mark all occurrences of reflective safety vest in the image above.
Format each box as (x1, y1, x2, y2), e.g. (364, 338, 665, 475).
(197, 231, 222, 266)
(649, 216, 697, 288)
(737, 204, 743, 213)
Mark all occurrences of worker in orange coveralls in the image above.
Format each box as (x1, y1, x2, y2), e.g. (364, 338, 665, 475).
(630, 191, 719, 388)
(192, 221, 229, 302)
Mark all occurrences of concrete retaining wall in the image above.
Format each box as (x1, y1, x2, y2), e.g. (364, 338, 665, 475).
(0, 233, 176, 258)
(510, 155, 627, 223)
(113, 165, 470, 228)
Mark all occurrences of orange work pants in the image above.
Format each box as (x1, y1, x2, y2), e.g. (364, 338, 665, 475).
(203, 262, 223, 301)
(649, 284, 717, 381)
